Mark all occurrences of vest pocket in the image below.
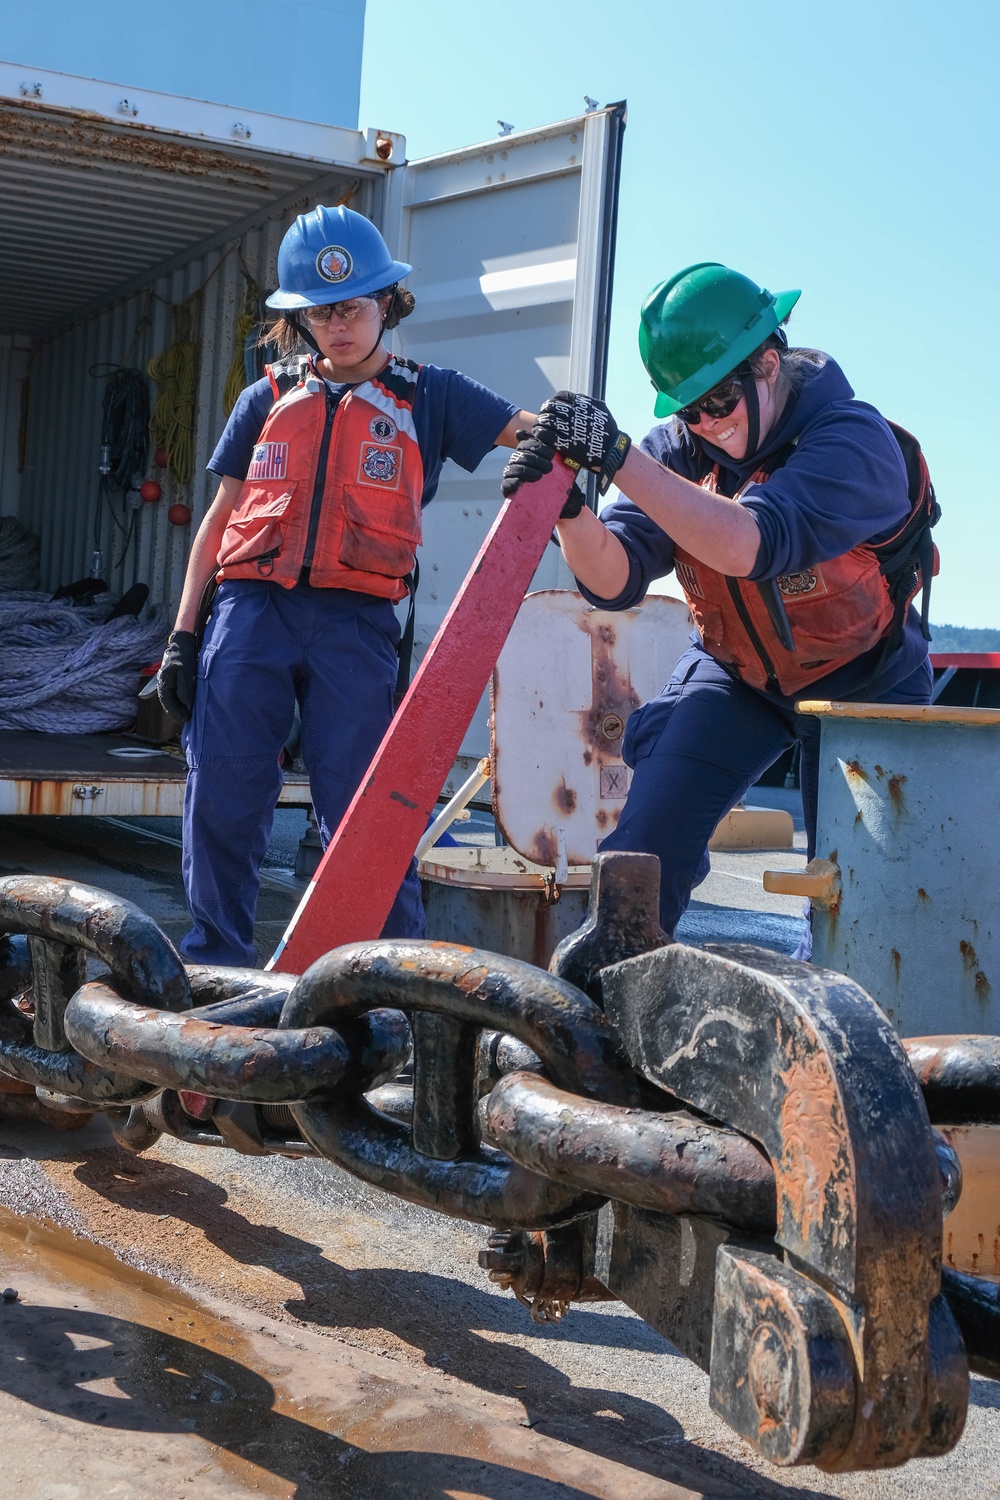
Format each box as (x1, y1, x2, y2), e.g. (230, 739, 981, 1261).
(688, 601, 730, 657)
(219, 484, 296, 575)
(338, 483, 421, 579)
(778, 558, 892, 658)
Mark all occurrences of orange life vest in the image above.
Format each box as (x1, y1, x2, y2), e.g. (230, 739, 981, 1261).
(216, 356, 425, 604)
(672, 464, 898, 695)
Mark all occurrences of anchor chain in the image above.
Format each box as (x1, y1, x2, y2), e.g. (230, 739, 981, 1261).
(0, 864, 998, 1471)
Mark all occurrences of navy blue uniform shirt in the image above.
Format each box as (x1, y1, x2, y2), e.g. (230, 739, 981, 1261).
(579, 352, 930, 705)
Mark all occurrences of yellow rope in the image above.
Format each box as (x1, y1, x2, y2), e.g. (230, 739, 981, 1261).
(148, 293, 201, 487)
(223, 276, 262, 417)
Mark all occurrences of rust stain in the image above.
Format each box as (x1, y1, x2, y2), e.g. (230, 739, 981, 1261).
(574, 616, 641, 782)
(555, 779, 577, 815)
(596, 809, 609, 829)
(0, 102, 271, 185)
(874, 764, 886, 778)
(531, 904, 552, 969)
(530, 830, 556, 868)
(917, 888, 929, 902)
(891, 949, 902, 983)
(975, 971, 992, 1002)
(845, 759, 865, 780)
(854, 810, 863, 826)
(960, 940, 979, 970)
(777, 1047, 854, 1254)
(887, 774, 907, 811)
(452, 964, 492, 995)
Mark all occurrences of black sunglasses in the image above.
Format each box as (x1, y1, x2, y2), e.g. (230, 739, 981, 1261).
(677, 364, 751, 426)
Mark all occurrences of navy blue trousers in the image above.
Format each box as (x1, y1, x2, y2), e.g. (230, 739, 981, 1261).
(600, 646, 933, 937)
(181, 581, 426, 966)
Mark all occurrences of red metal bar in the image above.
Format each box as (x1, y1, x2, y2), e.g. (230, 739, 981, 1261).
(930, 654, 1000, 669)
(270, 461, 577, 973)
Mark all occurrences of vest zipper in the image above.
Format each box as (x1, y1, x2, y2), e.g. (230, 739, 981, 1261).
(302, 386, 339, 572)
(725, 577, 781, 694)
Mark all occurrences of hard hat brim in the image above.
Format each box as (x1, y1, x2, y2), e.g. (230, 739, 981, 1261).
(266, 260, 412, 309)
(652, 287, 801, 417)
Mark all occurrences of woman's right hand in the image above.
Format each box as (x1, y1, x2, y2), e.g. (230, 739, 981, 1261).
(157, 631, 198, 724)
(500, 430, 585, 517)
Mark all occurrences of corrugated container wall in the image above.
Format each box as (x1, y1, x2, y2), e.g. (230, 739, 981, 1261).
(21, 183, 374, 610)
(0, 338, 28, 517)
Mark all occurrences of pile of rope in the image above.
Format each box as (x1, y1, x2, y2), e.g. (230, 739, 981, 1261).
(99, 367, 150, 491)
(223, 275, 263, 417)
(0, 591, 168, 733)
(148, 292, 201, 487)
(0, 518, 41, 590)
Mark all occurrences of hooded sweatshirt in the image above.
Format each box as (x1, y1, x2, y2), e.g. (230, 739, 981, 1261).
(577, 352, 930, 705)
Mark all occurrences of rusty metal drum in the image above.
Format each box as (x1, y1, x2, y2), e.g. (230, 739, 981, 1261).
(798, 702, 1000, 1038)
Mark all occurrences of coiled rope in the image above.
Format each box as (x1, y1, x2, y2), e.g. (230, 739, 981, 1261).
(148, 292, 201, 487)
(0, 591, 168, 733)
(98, 367, 150, 492)
(223, 275, 262, 417)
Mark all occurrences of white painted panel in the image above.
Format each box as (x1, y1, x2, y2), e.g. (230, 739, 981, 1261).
(492, 591, 694, 867)
(392, 107, 626, 782)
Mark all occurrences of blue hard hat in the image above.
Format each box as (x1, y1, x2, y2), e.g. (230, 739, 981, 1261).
(266, 205, 412, 309)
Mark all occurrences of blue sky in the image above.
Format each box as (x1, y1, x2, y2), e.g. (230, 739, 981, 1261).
(360, 1, 999, 629)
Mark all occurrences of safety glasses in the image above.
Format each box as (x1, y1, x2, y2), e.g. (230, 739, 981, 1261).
(298, 297, 381, 325)
(677, 368, 748, 426)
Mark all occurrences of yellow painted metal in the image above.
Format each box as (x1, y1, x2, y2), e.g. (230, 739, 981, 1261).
(708, 805, 794, 851)
(797, 701, 1000, 726)
(763, 857, 841, 909)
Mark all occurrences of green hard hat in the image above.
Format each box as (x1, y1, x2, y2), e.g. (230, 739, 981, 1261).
(639, 263, 801, 418)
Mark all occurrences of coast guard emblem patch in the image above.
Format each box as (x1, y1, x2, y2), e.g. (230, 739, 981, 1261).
(359, 444, 401, 486)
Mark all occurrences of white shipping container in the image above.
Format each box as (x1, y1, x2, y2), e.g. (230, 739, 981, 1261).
(0, 60, 624, 812)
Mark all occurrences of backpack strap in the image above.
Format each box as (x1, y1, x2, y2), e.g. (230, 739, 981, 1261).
(393, 558, 420, 710)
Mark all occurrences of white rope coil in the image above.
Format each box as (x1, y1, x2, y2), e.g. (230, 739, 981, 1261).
(0, 591, 168, 733)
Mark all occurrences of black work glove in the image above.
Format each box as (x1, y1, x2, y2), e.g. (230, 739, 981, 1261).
(500, 431, 586, 518)
(534, 391, 631, 495)
(157, 630, 198, 724)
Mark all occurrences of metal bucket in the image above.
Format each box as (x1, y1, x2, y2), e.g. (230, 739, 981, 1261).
(418, 847, 590, 969)
(801, 702, 1000, 1037)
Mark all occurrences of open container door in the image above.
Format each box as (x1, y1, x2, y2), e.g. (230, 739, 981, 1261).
(383, 103, 626, 789)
